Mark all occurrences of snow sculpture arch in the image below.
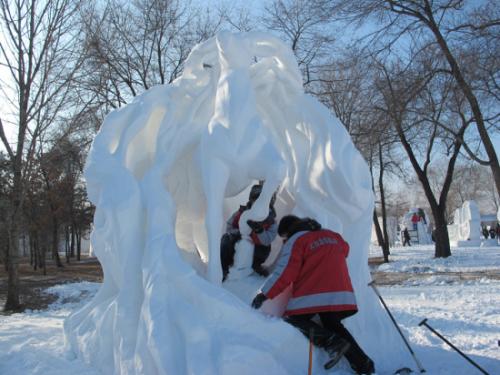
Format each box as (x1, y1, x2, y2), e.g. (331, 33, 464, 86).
(65, 32, 409, 374)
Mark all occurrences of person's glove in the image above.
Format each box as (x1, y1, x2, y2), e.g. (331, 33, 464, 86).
(247, 220, 263, 233)
(251, 293, 267, 309)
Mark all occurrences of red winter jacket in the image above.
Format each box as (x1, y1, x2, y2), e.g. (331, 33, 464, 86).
(261, 229, 357, 316)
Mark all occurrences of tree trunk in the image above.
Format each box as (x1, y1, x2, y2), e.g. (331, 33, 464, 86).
(36, 233, 43, 270)
(4, 148, 25, 310)
(52, 218, 63, 267)
(34, 243, 38, 271)
(65, 226, 70, 264)
(30, 235, 34, 267)
(5, 218, 21, 311)
(373, 210, 389, 262)
(22, 234, 27, 256)
(31, 234, 37, 270)
(430, 205, 451, 258)
(3, 243, 8, 272)
(368, 150, 389, 261)
(378, 144, 390, 258)
(70, 225, 75, 258)
(76, 229, 81, 261)
(42, 245, 47, 276)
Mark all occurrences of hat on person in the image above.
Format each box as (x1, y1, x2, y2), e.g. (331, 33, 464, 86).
(278, 215, 301, 237)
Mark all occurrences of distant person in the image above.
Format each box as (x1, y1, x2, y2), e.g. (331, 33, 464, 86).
(220, 184, 277, 281)
(417, 208, 426, 224)
(402, 228, 411, 246)
(411, 213, 419, 230)
(482, 226, 489, 239)
(489, 226, 496, 239)
(251, 215, 375, 374)
(496, 223, 500, 238)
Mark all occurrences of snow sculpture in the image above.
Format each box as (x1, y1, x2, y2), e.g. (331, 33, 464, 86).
(401, 208, 432, 245)
(448, 200, 481, 247)
(64, 32, 409, 374)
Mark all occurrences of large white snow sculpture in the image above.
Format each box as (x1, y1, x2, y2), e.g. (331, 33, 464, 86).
(448, 200, 481, 247)
(64, 32, 410, 374)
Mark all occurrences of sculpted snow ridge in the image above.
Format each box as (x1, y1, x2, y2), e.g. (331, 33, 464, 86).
(65, 32, 407, 374)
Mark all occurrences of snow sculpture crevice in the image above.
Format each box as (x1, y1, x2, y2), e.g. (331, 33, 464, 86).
(65, 31, 410, 374)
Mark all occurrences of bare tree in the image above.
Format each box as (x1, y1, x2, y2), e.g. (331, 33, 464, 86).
(319, 51, 405, 261)
(81, 0, 224, 107)
(262, 0, 337, 90)
(0, 0, 84, 311)
(373, 53, 477, 257)
(318, 51, 371, 135)
(217, 1, 255, 32)
(332, 0, 500, 200)
(438, 162, 500, 218)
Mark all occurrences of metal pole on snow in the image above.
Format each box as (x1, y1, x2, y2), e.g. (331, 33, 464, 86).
(369, 281, 426, 373)
(419, 319, 490, 375)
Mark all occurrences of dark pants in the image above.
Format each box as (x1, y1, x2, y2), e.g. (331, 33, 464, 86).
(285, 311, 372, 370)
(220, 233, 238, 281)
(252, 244, 270, 272)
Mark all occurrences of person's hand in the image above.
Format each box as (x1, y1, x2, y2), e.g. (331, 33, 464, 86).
(247, 220, 263, 233)
(251, 293, 267, 309)
(231, 231, 241, 242)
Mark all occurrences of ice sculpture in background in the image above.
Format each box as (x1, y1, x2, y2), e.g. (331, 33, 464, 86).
(400, 208, 433, 245)
(64, 32, 410, 374)
(448, 200, 481, 247)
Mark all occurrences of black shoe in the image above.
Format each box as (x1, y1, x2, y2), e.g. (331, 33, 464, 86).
(323, 338, 351, 370)
(253, 265, 269, 277)
(351, 358, 375, 374)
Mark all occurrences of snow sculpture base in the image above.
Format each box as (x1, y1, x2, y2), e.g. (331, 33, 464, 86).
(65, 32, 412, 374)
(481, 239, 498, 247)
(455, 239, 482, 248)
(227, 240, 254, 280)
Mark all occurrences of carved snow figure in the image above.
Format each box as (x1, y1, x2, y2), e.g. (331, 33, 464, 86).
(64, 32, 409, 374)
(448, 200, 481, 247)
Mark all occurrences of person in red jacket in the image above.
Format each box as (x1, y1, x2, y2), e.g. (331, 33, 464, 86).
(251, 215, 375, 374)
(411, 213, 420, 230)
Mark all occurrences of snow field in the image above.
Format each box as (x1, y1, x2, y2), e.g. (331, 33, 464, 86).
(0, 283, 101, 375)
(1, 245, 499, 374)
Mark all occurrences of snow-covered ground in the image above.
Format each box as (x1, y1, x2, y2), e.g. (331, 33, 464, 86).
(0, 282, 101, 375)
(370, 244, 500, 274)
(1, 245, 499, 375)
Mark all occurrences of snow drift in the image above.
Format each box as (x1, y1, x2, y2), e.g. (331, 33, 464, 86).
(64, 32, 409, 374)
